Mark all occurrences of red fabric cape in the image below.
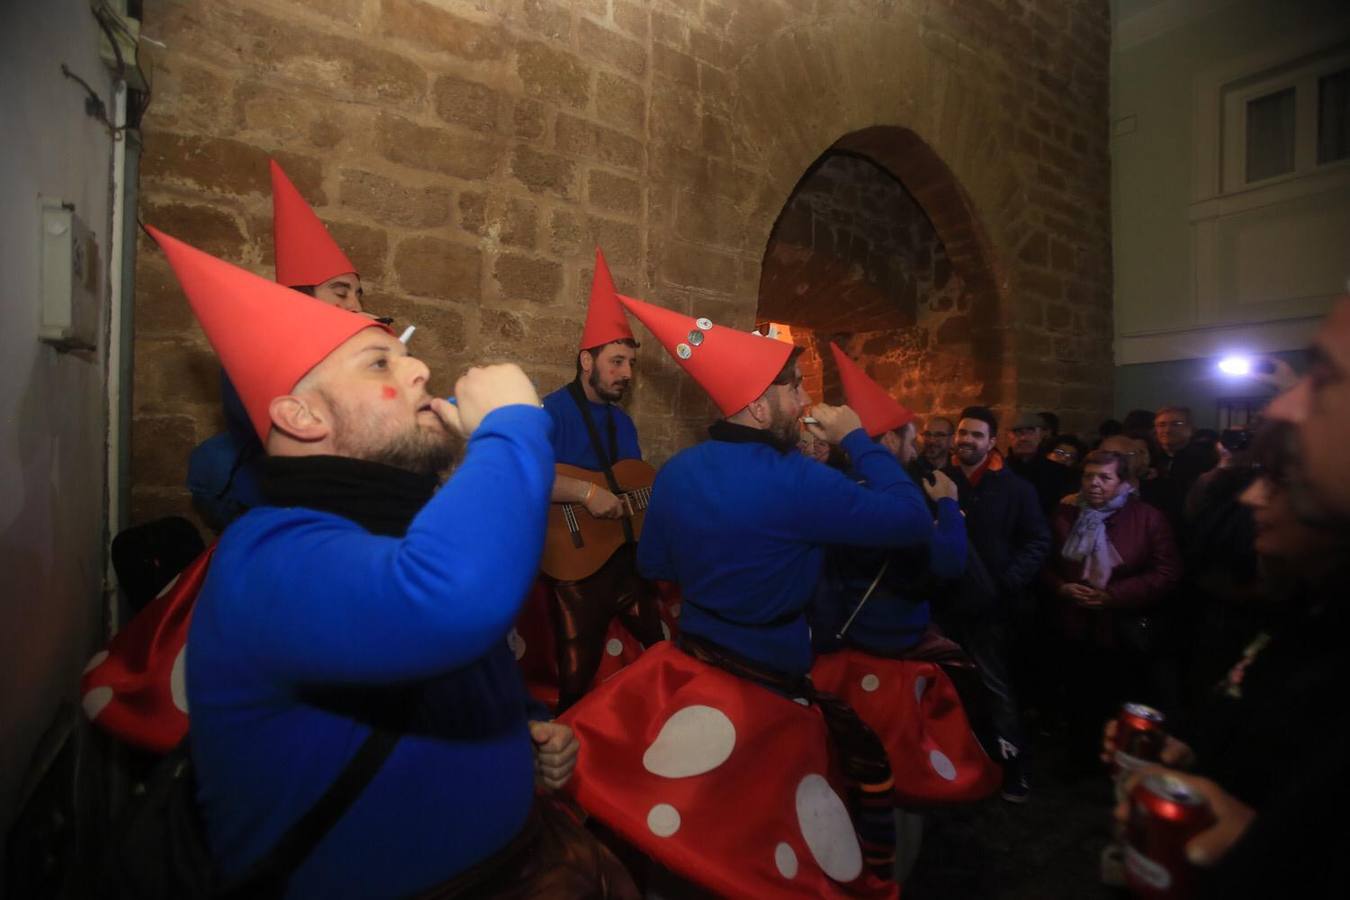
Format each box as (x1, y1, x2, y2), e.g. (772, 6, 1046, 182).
(810, 650, 1000, 806)
(81, 544, 215, 752)
(560, 642, 898, 898)
(512, 578, 682, 712)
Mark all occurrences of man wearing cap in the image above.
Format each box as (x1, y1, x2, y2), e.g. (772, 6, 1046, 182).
(1006, 411, 1078, 516)
(188, 160, 372, 531)
(537, 248, 663, 712)
(809, 345, 1000, 816)
(150, 228, 636, 898)
(557, 298, 938, 897)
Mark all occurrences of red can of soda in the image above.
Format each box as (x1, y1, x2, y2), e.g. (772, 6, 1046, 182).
(1124, 771, 1215, 899)
(1113, 702, 1166, 775)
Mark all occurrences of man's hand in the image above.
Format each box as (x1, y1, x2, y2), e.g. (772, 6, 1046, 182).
(529, 720, 579, 791)
(1113, 768, 1255, 867)
(923, 469, 959, 503)
(583, 486, 625, 519)
(435, 364, 540, 436)
(806, 404, 864, 445)
(1100, 719, 1196, 768)
(1253, 356, 1299, 393)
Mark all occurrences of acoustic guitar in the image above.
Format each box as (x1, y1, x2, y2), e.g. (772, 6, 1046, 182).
(541, 459, 656, 581)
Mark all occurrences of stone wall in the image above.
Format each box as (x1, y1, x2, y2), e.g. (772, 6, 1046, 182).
(131, 0, 1113, 525)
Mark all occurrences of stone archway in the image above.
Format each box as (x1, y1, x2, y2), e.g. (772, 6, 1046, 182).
(633, 4, 1109, 458)
(755, 127, 1003, 420)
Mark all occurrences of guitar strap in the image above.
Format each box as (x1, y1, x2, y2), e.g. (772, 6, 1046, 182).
(566, 378, 635, 544)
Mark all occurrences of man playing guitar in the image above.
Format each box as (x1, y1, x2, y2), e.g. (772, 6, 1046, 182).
(539, 248, 664, 711)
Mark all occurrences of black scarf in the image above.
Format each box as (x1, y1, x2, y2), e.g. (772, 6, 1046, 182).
(260, 455, 438, 537)
(707, 419, 795, 454)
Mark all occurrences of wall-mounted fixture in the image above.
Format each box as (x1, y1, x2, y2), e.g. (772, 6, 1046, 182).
(38, 196, 101, 353)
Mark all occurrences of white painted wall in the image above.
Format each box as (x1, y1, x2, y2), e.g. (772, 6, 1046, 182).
(1111, 0, 1350, 367)
(0, 0, 115, 846)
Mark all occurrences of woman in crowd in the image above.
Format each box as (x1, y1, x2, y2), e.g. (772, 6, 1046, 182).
(1043, 449, 1181, 767)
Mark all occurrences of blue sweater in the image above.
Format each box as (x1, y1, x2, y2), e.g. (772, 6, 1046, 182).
(187, 406, 554, 899)
(542, 384, 641, 469)
(811, 493, 966, 656)
(637, 427, 933, 675)
(187, 372, 265, 530)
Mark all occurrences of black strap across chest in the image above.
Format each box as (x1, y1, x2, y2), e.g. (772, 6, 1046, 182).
(566, 379, 634, 544)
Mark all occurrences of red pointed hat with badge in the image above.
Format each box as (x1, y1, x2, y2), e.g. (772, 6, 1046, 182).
(146, 226, 385, 443)
(617, 295, 793, 416)
(579, 246, 636, 350)
(829, 342, 914, 437)
(270, 159, 357, 288)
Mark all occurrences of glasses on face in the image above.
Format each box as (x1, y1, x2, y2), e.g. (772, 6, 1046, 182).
(1157, 420, 1187, 429)
(1050, 449, 1077, 461)
(921, 431, 950, 440)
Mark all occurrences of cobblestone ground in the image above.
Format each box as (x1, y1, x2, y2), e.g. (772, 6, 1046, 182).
(904, 733, 1123, 900)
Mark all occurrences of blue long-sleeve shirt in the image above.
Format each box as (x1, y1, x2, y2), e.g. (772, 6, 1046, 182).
(637, 427, 932, 675)
(187, 405, 554, 899)
(811, 494, 966, 655)
(542, 385, 641, 469)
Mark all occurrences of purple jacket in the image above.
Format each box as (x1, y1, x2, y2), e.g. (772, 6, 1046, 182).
(1043, 494, 1181, 645)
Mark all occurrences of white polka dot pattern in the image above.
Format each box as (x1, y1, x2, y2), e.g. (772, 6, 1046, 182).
(643, 705, 737, 778)
(795, 774, 862, 882)
(647, 803, 681, 837)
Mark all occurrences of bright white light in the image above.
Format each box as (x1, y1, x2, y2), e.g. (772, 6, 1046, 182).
(1217, 355, 1252, 377)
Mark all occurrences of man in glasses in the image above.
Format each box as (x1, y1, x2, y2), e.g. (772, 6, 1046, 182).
(920, 416, 955, 469)
(1142, 405, 1217, 532)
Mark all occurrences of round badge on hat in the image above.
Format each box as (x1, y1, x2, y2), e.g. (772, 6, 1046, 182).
(687, 329, 704, 347)
(696, 317, 713, 330)
(676, 342, 692, 359)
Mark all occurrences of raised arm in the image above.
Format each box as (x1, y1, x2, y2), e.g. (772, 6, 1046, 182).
(236, 371, 556, 685)
(793, 430, 931, 549)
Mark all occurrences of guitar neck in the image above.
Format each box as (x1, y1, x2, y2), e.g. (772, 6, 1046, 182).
(618, 485, 652, 511)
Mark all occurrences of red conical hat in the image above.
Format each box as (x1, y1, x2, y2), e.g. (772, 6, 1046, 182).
(270, 159, 356, 288)
(829, 342, 914, 437)
(146, 226, 385, 443)
(580, 247, 635, 349)
(617, 295, 792, 416)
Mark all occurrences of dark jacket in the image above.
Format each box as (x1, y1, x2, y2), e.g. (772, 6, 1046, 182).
(1006, 453, 1080, 517)
(944, 459, 1050, 608)
(1043, 493, 1181, 647)
(1194, 571, 1350, 899)
(1141, 439, 1218, 534)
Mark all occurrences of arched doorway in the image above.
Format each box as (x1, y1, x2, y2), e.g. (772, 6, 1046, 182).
(756, 127, 1003, 421)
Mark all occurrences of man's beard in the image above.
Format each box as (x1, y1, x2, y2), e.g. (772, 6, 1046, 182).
(357, 427, 457, 476)
(326, 392, 457, 476)
(589, 367, 628, 403)
(767, 397, 800, 449)
(955, 444, 986, 466)
(924, 444, 948, 464)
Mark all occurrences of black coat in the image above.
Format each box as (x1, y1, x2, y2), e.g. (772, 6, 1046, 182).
(944, 460, 1051, 604)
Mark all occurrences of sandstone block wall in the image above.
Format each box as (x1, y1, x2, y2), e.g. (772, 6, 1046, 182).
(132, 0, 1112, 525)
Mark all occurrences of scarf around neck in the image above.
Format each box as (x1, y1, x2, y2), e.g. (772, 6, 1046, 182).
(260, 454, 439, 537)
(1061, 487, 1132, 590)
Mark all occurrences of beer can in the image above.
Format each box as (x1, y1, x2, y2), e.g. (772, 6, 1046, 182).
(1124, 771, 1215, 899)
(1113, 702, 1166, 775)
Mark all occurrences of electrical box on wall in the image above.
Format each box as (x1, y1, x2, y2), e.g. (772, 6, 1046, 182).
(39, 197, 101, 352)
